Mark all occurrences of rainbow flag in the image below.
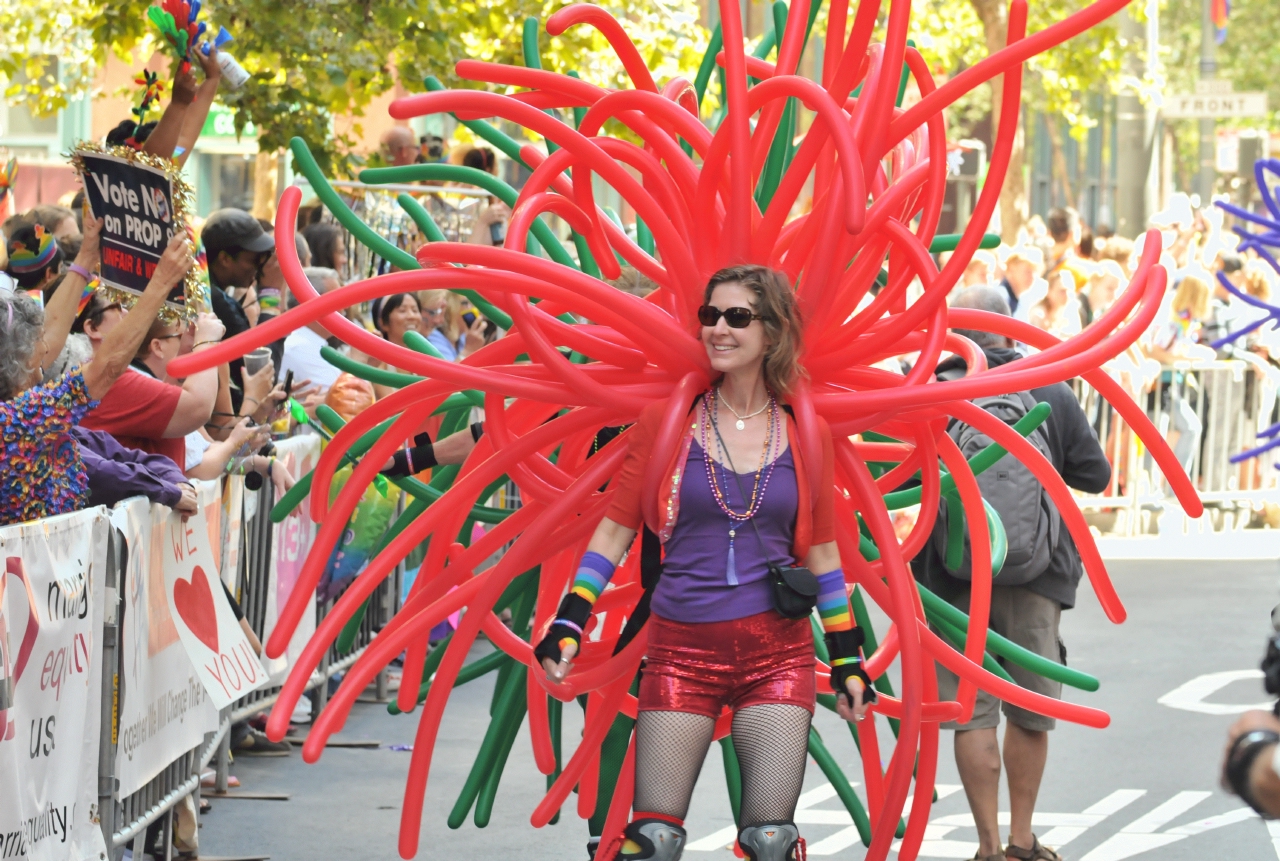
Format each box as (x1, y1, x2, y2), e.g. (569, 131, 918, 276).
(1212, 0, 1229, 43)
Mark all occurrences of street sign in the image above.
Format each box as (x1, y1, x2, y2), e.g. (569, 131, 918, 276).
(1164, 91, 1269, 119)
(200, 103, 257, 139)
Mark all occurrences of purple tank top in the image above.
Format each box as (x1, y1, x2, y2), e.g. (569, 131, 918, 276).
(651, 439, 798, 623)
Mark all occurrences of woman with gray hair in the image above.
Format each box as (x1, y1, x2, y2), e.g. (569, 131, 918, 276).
(0, 233, 195, 526)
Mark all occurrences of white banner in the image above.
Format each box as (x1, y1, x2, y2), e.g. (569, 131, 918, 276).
(111, 497, 218, 799)
(0, 508, 110, 861)
(262, 435, 320, 685)
(161, 483, 266, 710)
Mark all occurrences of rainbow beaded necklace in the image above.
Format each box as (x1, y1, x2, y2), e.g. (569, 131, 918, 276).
(700, 388, 780, 585)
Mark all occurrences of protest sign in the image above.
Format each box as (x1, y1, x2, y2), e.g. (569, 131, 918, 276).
(111, 498, 218, 799)
(0, 508, 110, 861)
(161, 483, 266, 710)
(72, 144, 201, 318)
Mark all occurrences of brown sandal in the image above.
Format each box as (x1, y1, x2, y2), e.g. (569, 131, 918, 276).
(1005, 835, 1063, 861)
(970, 851, 1006, 861)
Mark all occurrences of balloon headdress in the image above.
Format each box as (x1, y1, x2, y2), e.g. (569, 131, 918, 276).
(169, 1, 1202, 858)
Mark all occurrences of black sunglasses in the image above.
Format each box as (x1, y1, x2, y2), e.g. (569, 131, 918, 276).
(697, 304, 765, 328)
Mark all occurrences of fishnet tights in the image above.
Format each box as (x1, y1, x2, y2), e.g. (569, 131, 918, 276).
(732, 704, 811, 826)
(633, 711, 715, 820)
(632, 705, 812, 827)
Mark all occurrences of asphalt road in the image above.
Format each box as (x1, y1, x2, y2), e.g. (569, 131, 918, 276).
(199, 558, 1280, 861)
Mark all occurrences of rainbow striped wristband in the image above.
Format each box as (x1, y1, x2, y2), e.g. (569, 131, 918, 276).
(570, 551, 616, 604)
(816, 568, 853, 632)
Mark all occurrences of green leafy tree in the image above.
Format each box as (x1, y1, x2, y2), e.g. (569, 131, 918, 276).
(1, 0, 707, 175)
(912, 0, 1122, 240)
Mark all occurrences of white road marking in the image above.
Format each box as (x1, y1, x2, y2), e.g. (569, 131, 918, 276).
(1076, 833, 1184, 861)
(683, 826, 739, 852)
(1165, 806, 1257, 836)
(685, 784, 1254, 860)
(1084, 790, 1150, 817)
(913, 790, 1145, 858)
(1267, 820, 1280, 860)
(1042, 790, 1148, 849)
(805, 784, 965, 857)
(1157, 670, 1273, 715)
(1114, 791, 1211, 834)
(686, 782, 856, 852)
(1076, 791, 1263, 861)
(796, 783, 842, 808)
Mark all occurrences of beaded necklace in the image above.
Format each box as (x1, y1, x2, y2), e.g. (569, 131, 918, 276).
(700, 388, 780, 585)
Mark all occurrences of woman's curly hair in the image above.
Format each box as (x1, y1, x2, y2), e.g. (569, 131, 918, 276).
(0, 292, 45, 401)
(703, 264, 805, 397)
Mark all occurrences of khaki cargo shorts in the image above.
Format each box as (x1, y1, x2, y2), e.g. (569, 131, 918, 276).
(935, 586, 1064, 732)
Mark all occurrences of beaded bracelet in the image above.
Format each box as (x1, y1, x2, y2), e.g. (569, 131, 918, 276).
(553, 618, 584, 637)
(830, 656, 861, 668)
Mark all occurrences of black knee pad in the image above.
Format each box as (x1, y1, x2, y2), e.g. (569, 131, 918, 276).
(738, 821, 802, 861)
(619, 818, 687, 860)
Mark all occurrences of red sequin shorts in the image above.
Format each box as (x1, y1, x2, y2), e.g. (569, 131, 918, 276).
(638, 610, 816, 718)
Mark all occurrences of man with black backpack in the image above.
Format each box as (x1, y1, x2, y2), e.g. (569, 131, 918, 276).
(911, 286, 1111, 861)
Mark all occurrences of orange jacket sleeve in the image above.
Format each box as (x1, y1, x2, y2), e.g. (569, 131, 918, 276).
(603, 401, 664, 530)
(811, 415, 836, 545)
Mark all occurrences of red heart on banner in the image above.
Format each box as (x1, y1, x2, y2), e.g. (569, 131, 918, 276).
(173, 565, 219, 654)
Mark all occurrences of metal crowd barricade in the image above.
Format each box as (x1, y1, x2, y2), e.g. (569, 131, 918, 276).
(322, 181, 491, 284)
(207, 481, 401, 792)
(1072, 357, 1280, 536)
(95, 447, 399, 858)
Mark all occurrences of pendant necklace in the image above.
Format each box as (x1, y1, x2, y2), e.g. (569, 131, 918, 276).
(702, 392, 779, 585)
(717, 387, 770, 430)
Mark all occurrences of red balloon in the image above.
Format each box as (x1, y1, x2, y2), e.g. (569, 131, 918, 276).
(162, 1, 1202, 857)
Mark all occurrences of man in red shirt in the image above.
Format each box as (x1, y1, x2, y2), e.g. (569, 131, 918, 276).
(81, 311, 224, 468)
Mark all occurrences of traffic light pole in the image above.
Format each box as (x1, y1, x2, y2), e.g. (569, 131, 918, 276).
(1198, 0, 1217, 202)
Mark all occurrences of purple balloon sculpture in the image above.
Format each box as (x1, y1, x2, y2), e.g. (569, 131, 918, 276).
(1215, 159, 1280, 465)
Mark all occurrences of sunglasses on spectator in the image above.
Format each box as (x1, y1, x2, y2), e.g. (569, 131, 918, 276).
(424, 307, 445, 317)
(697, 305, 765, 328)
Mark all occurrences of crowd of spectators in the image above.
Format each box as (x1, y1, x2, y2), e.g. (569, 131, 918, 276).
(938, 198, 1280, 481)
(11, 31, 1280, 849)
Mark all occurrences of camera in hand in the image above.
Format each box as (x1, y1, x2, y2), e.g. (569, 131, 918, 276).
(489, 220, 506, 245)
(462, 310, 498, 339)
(1260, 604, 1280, 715)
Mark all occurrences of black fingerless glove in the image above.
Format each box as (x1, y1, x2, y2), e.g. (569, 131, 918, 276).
(534, 593, 593, 667)
(383, 433, 438, 478)
(825, 628, 877, 705)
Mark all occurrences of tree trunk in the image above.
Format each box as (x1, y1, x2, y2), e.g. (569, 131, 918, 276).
(1046, 118, 1076, 208)
(969, 0, 1027, 244)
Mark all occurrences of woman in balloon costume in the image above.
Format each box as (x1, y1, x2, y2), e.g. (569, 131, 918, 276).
(536, 265, 872, 860)
(166, 0, 1205, 858)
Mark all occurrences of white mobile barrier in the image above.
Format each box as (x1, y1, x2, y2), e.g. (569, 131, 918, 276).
(0, 432, 400, 861)
(1073, 357, 1280, 536)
